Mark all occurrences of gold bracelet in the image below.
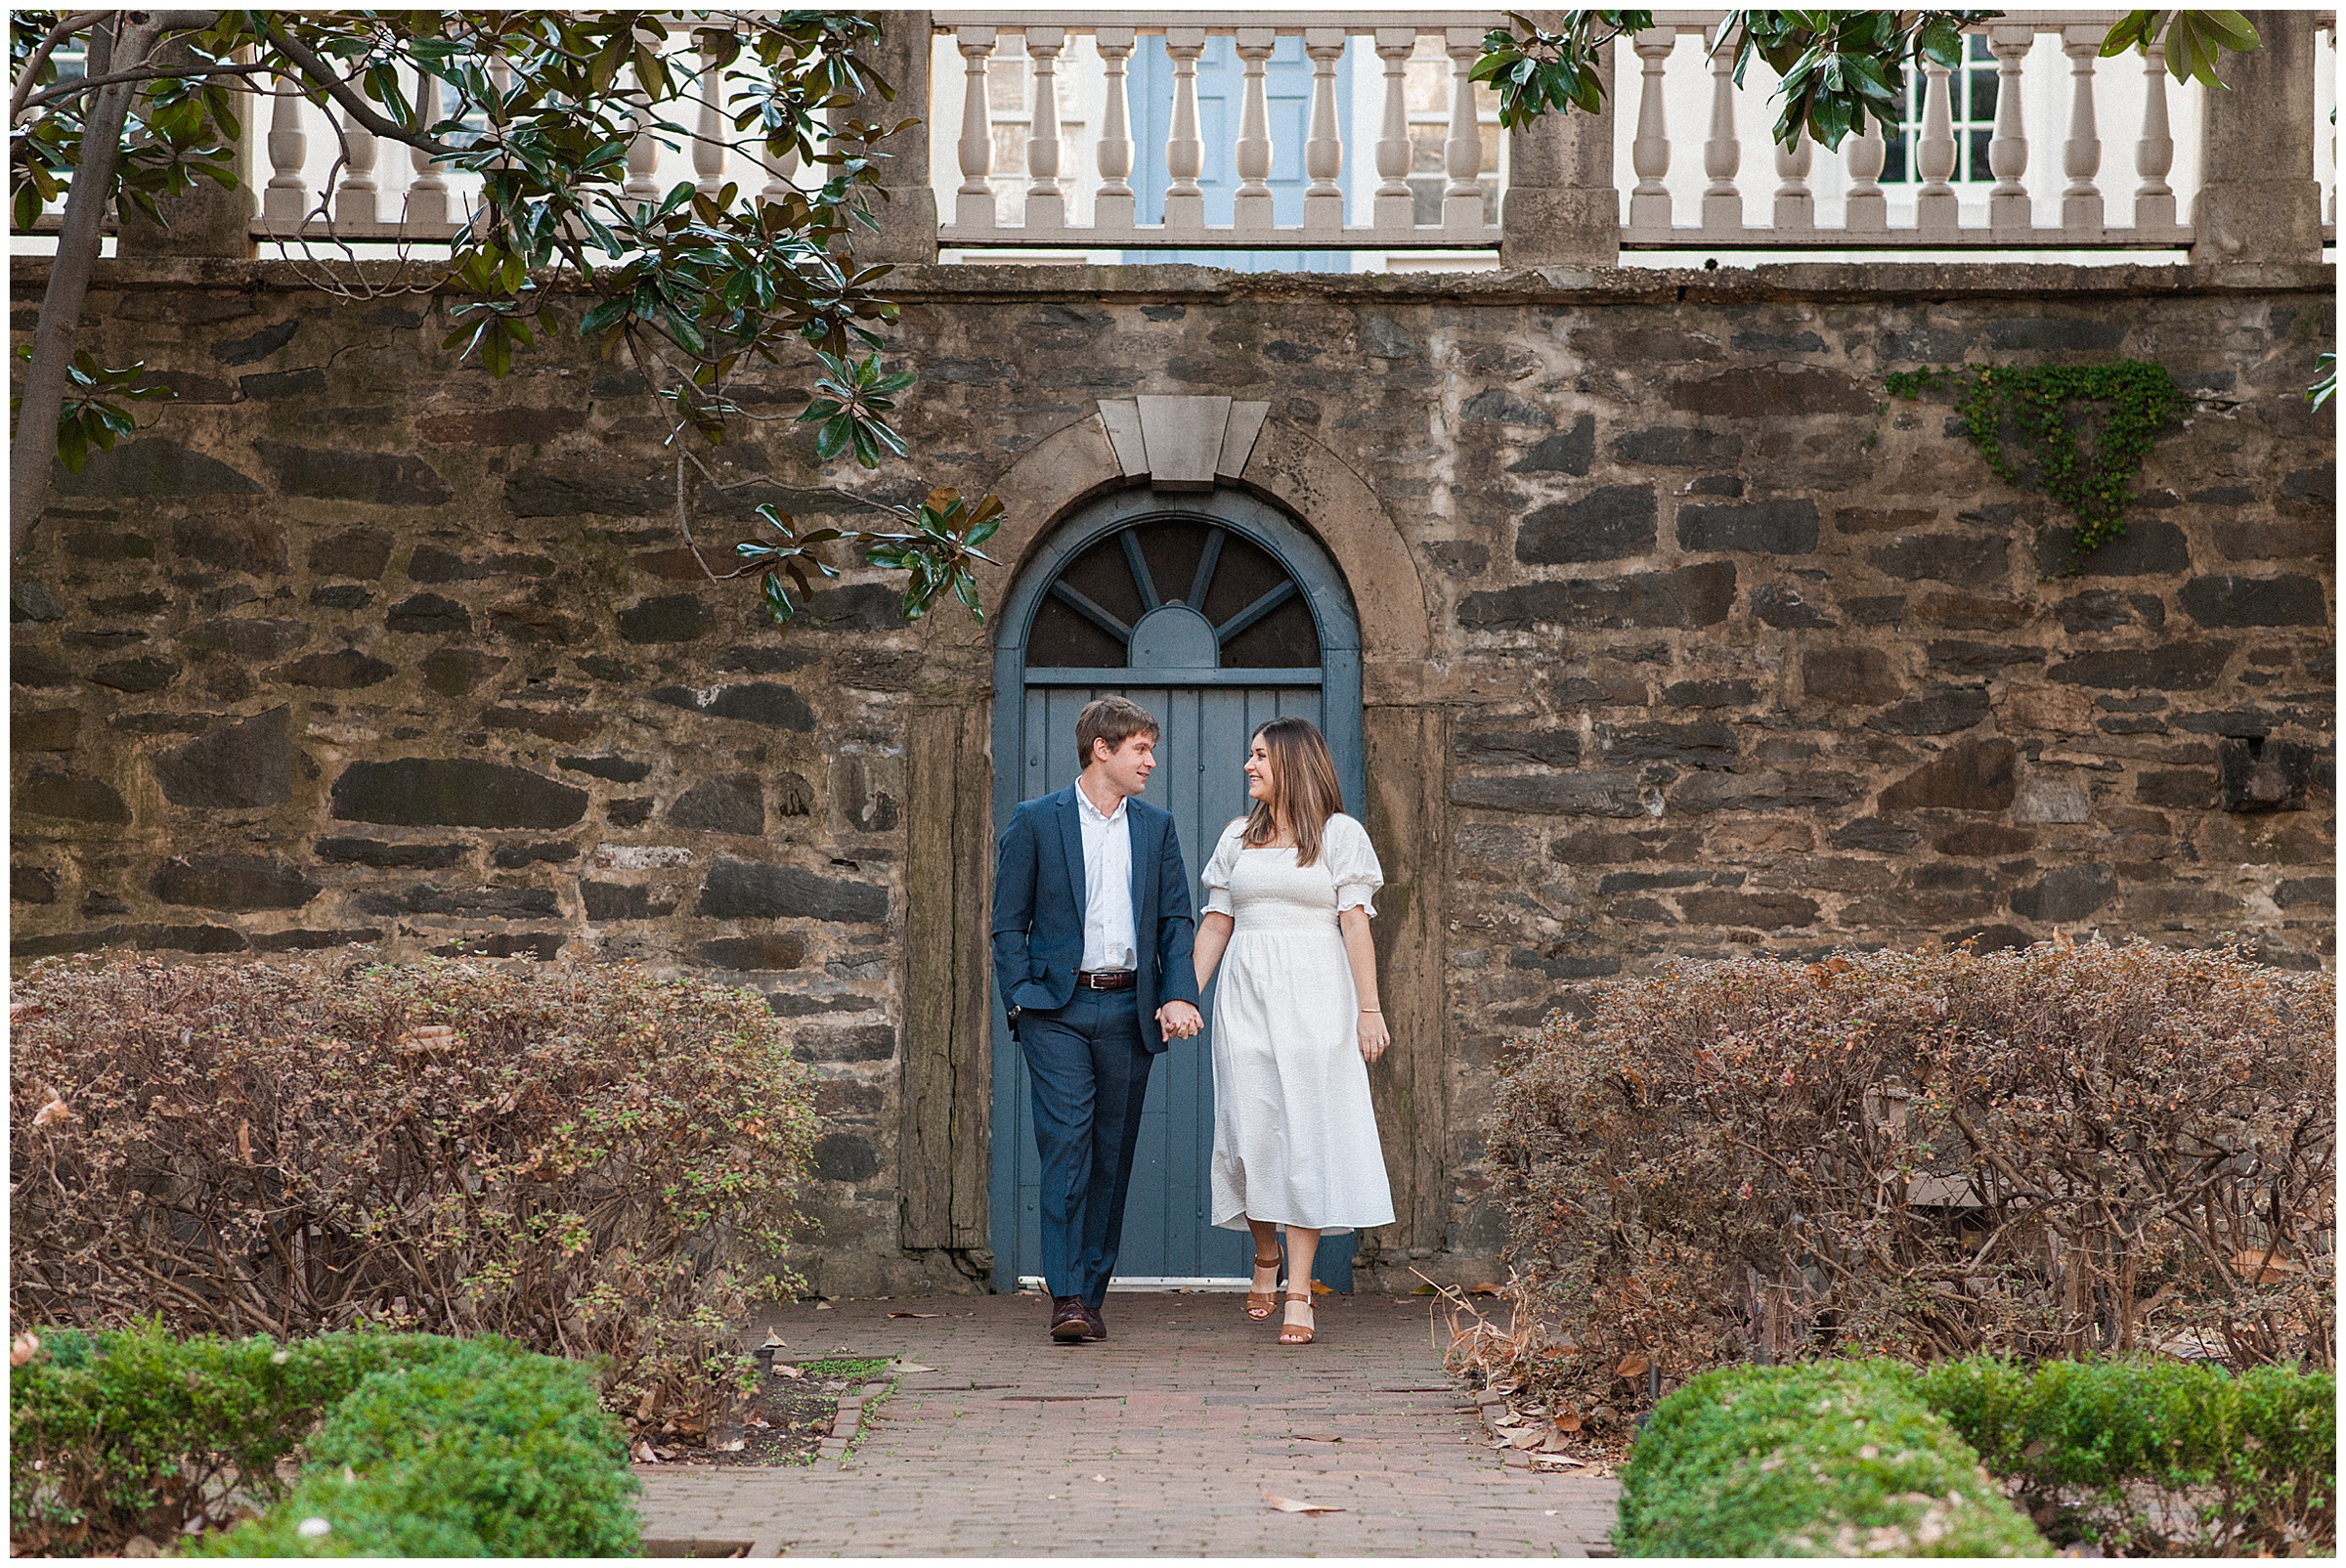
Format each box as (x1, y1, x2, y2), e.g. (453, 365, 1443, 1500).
(1360, 1007, 1381, 1013)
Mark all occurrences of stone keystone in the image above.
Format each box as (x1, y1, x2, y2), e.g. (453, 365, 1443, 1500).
(1099, 397, 1271, 492)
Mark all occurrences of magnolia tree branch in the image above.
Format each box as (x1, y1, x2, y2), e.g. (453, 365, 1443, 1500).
(16, 58, 272, 117)
(255, 15, 456, 156)
(10, 13, 170, 557)
(9, 10, 109, 126)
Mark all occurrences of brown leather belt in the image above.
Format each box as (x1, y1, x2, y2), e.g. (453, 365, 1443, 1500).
(1076, 970, 1136, 991)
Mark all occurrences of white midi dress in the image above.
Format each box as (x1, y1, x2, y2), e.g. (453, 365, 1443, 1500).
(1200, 813, 1397, 1236)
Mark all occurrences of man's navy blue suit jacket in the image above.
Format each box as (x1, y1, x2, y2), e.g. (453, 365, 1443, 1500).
(990, 783, 1200, 1053)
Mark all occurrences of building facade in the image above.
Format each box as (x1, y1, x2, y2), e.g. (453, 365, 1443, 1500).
(10, 13, 2335, 1293)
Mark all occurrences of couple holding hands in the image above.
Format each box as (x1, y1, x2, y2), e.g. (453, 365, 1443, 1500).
(992, 696, 1394, 1349)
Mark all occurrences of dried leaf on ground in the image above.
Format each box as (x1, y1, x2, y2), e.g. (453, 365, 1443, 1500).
(770, 1363, 804, 1378)
(1507, 1427, 1547, 1448)
(1489, 1409, 1523, 1427)
(1264, 1494, 1343, 1514)
(1292, 1431, 1342, 1443)
(888, 1311, 941, 1318)
(1616, 1352, 1650, 1378)
(896, 1363, 935, 1373)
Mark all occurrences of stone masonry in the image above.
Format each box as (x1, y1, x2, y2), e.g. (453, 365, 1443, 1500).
(10, 256, 2334, 1290)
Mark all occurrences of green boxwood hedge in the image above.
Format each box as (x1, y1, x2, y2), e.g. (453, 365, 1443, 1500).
(192, 1338, 638, 1557)
(1615, 1361, 2049, 1558)
(12, 1322, 453, 1553)
(10, 1324, 636, 1558)
(1919, 1358, 2335, 1555)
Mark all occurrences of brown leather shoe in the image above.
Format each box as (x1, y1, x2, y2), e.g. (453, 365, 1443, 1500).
(1083, 1305, 1107, 1341)
(1050, 1295, 1090, 1342)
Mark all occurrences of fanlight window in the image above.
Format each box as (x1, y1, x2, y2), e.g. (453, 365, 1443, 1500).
(1025, 519, 1321, 671)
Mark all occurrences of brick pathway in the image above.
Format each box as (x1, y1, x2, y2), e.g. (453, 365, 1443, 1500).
(636, 1292, 1619, 1556)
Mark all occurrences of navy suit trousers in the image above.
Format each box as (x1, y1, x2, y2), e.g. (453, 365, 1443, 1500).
(1019, 986, 1152, 1308)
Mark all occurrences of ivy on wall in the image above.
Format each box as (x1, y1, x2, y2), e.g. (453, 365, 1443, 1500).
(1883, 362, 2185, 561)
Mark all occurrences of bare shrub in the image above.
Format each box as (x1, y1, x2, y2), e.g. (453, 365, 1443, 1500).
(10, 955, 820, 1438)
(1471, 939, 2334, 1425)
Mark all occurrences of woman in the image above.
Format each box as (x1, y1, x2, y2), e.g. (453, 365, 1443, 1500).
(1192, 716, 1395, 1346)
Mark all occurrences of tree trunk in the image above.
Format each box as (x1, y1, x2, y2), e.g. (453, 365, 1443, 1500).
(10, 15, 166, 559)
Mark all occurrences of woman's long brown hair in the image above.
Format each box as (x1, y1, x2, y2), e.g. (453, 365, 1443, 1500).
(1243, 717, 1344, 866)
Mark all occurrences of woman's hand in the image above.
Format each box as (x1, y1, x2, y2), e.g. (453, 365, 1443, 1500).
(1357, 1008, 1389, 1065)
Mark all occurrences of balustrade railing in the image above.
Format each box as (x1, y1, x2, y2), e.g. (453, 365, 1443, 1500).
(934, 12, 1508, 249)
(1619, 10, 2207, 247)
(11, 10, 2335, 261)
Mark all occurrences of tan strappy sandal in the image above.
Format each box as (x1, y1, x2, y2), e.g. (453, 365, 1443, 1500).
(1278, 1291, 1316, 1345)
(1245, 1251, 1283, 1322)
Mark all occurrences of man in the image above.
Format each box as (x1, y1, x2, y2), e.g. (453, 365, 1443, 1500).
(992, 695, 1203, 1343)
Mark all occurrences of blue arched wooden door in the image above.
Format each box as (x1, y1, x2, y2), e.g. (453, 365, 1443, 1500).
(990, 487, 1365, 1291)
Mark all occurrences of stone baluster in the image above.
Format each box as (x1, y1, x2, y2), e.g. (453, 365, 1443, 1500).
(1303, 27, 1348, 240)
(1233, 28, 1277, 233)
(2133, 39, 2175, 232)
(263, 73, 309, 232)
(1022, 27, 1065, 231)
(1985, 26, 2034, 235)
(694, 33, 728, 199)
(625, 83, 661, 205)
(954, 26, 997, 231)
(2061, 25, 2104, 234)
(1094, 27, 1137, 235)
(1629, 28, 1674, 230)
(1442, 26, 1486, 234)
(2331, 24, 2339, 227)
(1164, 29, 1208, 235)
(1372, 28, 1417, 235)
(1772, 127, 1813, 232)
(334, 105, 379, 226)
(1845, 122, 1888, 232)
(407, 66, 450, 230)
(1915, 57, 1958, 235)
(1701, 26, 1741, 230)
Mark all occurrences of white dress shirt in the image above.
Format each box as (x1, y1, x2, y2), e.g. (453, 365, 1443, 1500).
(1074, 782, 1138, 973)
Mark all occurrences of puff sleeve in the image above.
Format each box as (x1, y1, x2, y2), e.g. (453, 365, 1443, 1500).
(1199, 819, 1246, 919)
(1326, 814, 1384, 917)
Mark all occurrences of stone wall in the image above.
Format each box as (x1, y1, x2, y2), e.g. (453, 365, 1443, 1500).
(11, 257, 2334, 1290)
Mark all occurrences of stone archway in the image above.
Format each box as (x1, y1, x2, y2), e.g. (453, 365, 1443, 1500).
(962, 404, 1434, 700)
(899, 403, 1449, 1287)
